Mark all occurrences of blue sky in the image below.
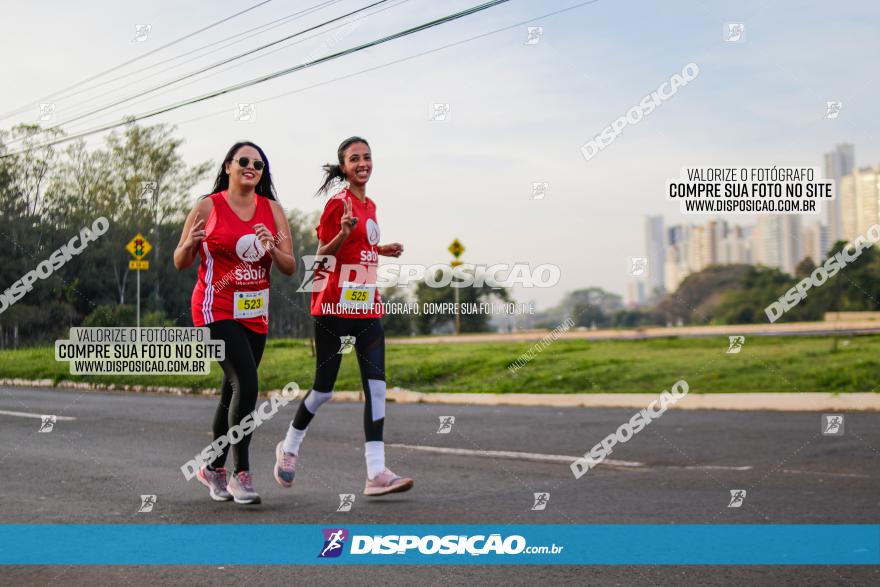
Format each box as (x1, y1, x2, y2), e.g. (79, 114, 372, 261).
(3, 0, 879, 309)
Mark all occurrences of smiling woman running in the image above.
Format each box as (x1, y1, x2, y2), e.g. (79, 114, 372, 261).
(174, 141, 295, 504)
(274, 136, 413, 496)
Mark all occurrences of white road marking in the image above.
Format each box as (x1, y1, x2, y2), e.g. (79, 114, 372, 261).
(780, 468, 870, 479)
(683, 465, 753, 471)
(0, 410, 76, 421)
(388, 443, 644, 468)
(390, 445, 868, 479)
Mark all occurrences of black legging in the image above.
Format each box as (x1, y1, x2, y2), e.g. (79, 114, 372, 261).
(207, 319, 266, 472)
(292, 316, 385, 441)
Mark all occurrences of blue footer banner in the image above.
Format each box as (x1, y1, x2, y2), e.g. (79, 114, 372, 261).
(1, 525, 878, 565)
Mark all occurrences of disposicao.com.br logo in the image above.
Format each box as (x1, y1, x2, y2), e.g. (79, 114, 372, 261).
(319, 528, 564, 558)
(319, 528, 349, 558)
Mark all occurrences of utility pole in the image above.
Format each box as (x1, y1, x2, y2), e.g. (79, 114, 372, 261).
(448, 239, 465, 335)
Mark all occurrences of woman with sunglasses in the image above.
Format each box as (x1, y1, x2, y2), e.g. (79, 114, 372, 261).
(273, 136, 413, 497)
(174, 141, 295, 504)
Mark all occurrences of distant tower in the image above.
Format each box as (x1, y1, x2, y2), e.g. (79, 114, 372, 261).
(823, 143, 855, 245)
(754, 216, 802, 275)
(644, 215, 666, 295)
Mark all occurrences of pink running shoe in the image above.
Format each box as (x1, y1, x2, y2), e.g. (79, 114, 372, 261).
(274, 441, 297, 488)
(364, 468, 414, 496)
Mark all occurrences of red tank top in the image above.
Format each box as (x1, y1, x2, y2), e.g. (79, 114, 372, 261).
(310, 189, 383, 318)
(191, 191, 277, 334)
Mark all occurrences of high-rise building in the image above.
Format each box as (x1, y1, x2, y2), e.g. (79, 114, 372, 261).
(643, 215, 666, 295)
(838, 165, 880, 242)
(784, 215, 803, 274)
(802, 223, 829, 264)
(718, 224, 752, 265)
(754, 216, 781, 270)
(665, 225, 685, 292)
(817, 224, 830, 260)
(840, 173, 858, 242)
(855, 165, 879, 237)
(625, 280, 647, 308)
(753, 215, 802, 274)
(663, 219, 752, 292)
(803, 225, 817, 265)
(704, 220, 720, 266)
(824, 143, 855, 244)
(688, 224, 707, 271)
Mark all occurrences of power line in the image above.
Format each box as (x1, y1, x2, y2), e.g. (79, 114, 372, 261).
(13, 0, 345, 121)
(169, 0, 602, 130)
(49, 0, 412, 139)
(0, 0, 276, 121)
(0, 0, 511, 157)
(25, 0, 392, 138)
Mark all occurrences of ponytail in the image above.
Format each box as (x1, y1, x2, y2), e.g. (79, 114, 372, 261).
(315, 136, 370, 196)
(315, 163, 346, 197)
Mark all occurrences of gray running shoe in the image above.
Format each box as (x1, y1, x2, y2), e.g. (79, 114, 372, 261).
(197, 466, 232, 502)
(228, 470, 262, 505)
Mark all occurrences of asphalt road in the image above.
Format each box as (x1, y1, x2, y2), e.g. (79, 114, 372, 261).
(1, 386, 878, 585)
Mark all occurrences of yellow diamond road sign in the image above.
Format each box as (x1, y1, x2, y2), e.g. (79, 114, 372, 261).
(448, 239, 465, 259)
(126, 233, 152, 260)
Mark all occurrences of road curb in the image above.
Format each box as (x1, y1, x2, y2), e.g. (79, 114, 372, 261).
(386, 391, 880, 412)
(2, 378, 879, 411)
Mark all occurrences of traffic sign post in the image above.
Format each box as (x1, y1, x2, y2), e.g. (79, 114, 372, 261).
(126, 234, 152, 329)
(448, 239, 465, 259)
(448, 239, 465, 335)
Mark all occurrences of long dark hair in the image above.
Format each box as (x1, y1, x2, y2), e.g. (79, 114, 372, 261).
(315, 136, 369, 196)
(210, 141, 277, 200)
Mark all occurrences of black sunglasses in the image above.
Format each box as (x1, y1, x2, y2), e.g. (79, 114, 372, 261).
(234, 156, 265, 171)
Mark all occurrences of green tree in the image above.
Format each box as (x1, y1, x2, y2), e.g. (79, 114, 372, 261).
(268, 209, 320, 340)
(710, 265, 791, 324)
(0, 123, 210, 345)
(656, 264, 753, 325)
(381, 287, 416, 336)
(414, 269, 510, 334)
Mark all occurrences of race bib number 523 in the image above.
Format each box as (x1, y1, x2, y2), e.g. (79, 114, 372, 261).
(234, 289, 268, 319)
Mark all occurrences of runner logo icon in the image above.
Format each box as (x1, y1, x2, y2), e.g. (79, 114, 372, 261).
(337, 494, 355, 512)
(38, 415, 56, 433)
(138, 494, 157, 513)
(436, 416, 455, 434)
(298, 255, 337, 292)
(319, 528, 349, 558)
(821, 414, 844, 435)
(531, 492, 550, 511)
(728, 489, 746, 508)
(727, 336, 745, 354)
(338, 336, 355, 355)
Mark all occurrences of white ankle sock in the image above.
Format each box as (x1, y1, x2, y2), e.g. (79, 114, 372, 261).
(283, 425, 307, 455)
(365, 441, 385, 479)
